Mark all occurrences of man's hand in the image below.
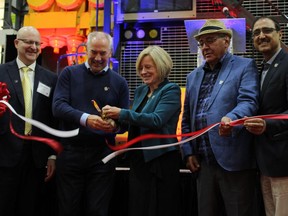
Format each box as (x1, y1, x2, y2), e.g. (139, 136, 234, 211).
(186, 155, 200, 173)
(45, 159, 56, 182)
(219, 116, 232, 136)
(87, 114, 117, 132)
(244, 118, 266, 135)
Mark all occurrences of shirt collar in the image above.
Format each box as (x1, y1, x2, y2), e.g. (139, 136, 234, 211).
(85, 61, 109, 75)
(203, 52, 227, 72)
(266, 48, 282, 65)
(16, 57, 36, 71)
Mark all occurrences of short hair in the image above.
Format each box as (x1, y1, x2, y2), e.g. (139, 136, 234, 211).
(86, 31, 113, 51)
(136, 45, 173, 80)
(252, 16, 281, 31)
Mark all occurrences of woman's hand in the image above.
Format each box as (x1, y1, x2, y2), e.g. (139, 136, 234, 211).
(102, 105, 121, 119)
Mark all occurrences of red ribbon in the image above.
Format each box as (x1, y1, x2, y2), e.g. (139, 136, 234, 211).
(229, 114, 288, 126)
(108, 123, 218, 151)
(2, 80, 288, 155)
(0, 82, 11, 101)
(0, 81, 63, 154)
(108, 114, 288, 151)
(9, 111, 63, 153)
(8, 111, 63, 154)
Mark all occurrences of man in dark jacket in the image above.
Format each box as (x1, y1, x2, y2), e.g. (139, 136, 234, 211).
(0, 26, 58, 216)
(244, 16, 288, 216)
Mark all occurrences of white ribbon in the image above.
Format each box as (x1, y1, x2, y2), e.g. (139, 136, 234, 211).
(0, 100, 79, 138)
(102, 123, 219, 163)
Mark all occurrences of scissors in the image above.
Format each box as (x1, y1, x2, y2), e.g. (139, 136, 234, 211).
(91, 100, 107, 119)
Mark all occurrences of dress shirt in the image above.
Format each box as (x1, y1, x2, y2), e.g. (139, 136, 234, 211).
(260, 48, 282, 89)
(16, 58, 36, 92)
(195, 61, 221, 164)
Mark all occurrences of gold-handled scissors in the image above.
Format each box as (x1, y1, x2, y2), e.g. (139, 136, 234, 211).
(91, 100, 106, 119)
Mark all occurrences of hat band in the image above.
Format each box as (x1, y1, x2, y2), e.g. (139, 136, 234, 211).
(200, 26, 223, 33)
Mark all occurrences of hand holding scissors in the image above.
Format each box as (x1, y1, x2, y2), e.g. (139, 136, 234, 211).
(91, 100, 116, 128)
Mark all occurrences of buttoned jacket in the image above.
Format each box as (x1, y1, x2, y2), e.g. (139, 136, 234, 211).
(0, 60, 58, 167)
(256, 49, 288, 177)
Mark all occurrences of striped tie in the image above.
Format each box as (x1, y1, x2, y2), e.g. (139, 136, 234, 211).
(21, 66, 32, 135)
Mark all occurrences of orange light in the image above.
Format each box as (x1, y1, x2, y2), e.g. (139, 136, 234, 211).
(49, 36, 66, 54)
(27, 0, 54, 11)
(88, 0, 104, 8)
(66, 35, 86, 65)
(41, 36, 49, 49)
(56, 0, 84, 10)
(66, 35, 85, 53)
(53, 47, 60, 54)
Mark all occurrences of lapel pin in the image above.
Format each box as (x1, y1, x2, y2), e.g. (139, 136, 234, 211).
(219, 80, 224, 85)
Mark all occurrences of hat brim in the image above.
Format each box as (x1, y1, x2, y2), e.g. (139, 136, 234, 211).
(194, 29, 232, 41)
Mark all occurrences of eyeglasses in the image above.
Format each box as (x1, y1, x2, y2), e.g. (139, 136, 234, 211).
(198, 36, 223, 48)
(252, 27, 277, 37)
(17, 38, 42, 47)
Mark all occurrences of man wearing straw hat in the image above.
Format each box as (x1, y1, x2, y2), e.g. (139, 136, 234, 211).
(181, 19, 259, 216)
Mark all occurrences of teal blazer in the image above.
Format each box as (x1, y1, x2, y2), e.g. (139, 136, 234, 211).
(119, 79, 181, 162)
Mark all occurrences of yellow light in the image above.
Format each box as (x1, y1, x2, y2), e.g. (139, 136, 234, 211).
(149, 29, 158, 39)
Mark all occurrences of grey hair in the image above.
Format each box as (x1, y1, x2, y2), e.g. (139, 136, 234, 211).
(86, 31, 113, 51)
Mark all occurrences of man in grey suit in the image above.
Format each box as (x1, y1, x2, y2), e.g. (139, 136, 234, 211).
(0, 26, 58, 216)
(181, 19, 259, 216)
(244, 16, 288, 216)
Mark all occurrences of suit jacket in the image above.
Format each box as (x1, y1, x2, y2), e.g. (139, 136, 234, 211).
(119, 79, 181, 162)
(181, 52, 259, 171)
(255, 49, 288, 177)
(0, 60, 58, 168)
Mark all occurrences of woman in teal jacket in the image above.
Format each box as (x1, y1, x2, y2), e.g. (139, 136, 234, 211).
(103, 45, 181, 216)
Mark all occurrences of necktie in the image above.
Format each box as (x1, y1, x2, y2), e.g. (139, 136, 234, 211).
(22, 66, 32, 135)
(260, 62, 270, 89)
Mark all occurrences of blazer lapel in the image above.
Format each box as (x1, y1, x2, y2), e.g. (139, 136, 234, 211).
(192, 69, 204, 106)
(207, 53, 233, 110)
(261, 51, 284, 94)
(7, 61, 25, 108)
(132, 86, 149, 111)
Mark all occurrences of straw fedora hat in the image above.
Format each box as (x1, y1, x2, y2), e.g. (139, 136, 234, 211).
(194, 19, 233, 41)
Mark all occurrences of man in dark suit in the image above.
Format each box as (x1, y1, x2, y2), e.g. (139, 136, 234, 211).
(181, 19, 259, 216)
(244, 16, 288, 216)
(0, 26, 58, 216)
